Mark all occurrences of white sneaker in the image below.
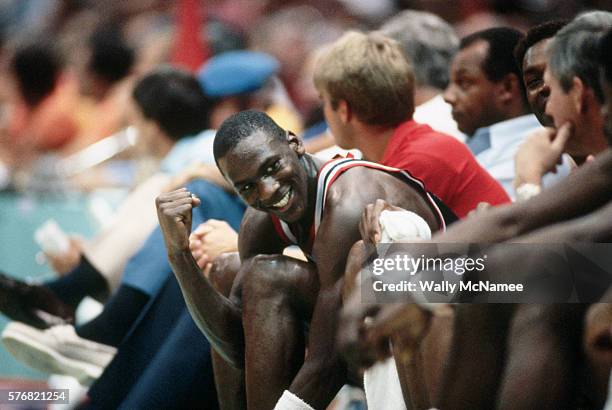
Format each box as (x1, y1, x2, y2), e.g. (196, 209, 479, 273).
(2, 322, 117, 386)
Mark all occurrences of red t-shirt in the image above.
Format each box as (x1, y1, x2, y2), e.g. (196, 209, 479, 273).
(381, 120, 510, 218)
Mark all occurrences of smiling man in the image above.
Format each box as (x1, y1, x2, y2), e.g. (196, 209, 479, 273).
(156, 109, 456, 409)
(514, 20, 569, 127)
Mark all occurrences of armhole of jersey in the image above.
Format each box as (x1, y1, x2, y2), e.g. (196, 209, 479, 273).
(270, 215, 297, 246)
(314, 158, 447, 233)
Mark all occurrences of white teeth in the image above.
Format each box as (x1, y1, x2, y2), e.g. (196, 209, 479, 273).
(273, 189, 291, 208)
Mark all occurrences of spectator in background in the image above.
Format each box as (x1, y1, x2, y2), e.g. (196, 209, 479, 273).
(0, 35, 79, 168)
(63, 24, 135, 154)
(197, 49, 303, 135)
(444, 27, 568, 198)
(1, 68, 245, 410)
(513, 20, 569, 127)
(0, 66, 215, 332)
(313, 31, 509, 218)
(512, 19, 575, 200)
(513, 12, 612, 199)
(380, 9, 465, 141)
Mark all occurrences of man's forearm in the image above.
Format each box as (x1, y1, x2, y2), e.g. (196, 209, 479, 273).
(289, 282, 347, 408)
(438, 150, 612, 243)
(169, 250, 245, 367)
(515, 200, 612, 243)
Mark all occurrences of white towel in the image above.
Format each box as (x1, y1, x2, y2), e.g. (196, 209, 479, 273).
(273, 390, 315, 410)
(378, 210, 431, 242)
(364, 357, 407, 410)
(363, 210, 432, 409)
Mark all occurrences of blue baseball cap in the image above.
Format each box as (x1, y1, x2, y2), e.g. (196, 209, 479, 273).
(197, 50, 280, 97)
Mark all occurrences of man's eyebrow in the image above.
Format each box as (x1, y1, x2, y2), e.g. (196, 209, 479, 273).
(232, 155, 282, 187)
(454, 67, 470, 77)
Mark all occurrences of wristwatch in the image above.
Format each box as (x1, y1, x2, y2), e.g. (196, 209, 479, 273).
(515, 183, 542, 201)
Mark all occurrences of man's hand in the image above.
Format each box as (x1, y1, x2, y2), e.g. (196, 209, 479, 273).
(513, 123, 573, 189)
(339, 288, 448, 370)
(360, 199, 407, 245)
(365, 303, 435, 364)
(467, 202, 492, 219)
(45, 237, 82, 275)
(156, 188, 201, 255)
(189, 219, 238, 270)
(337, 289, 384, 370)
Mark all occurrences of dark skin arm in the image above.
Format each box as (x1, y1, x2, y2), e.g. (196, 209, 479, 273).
(156, 189, 284, 367)
(438, 149, 612, 243)
(289, 167, 438, 407)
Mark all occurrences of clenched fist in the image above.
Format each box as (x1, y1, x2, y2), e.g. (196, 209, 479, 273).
(156, 188, 201, 255)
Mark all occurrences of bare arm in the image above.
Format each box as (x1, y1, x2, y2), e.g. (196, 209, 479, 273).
(513, 200, 612, 243)
(437, 149, 612, 243)
(156, 188, 245, 366)
(289, 168, 438, 407)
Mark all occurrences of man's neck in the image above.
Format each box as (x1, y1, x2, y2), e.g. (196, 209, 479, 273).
(297, 154, 324, 227)
(414, 86, 441, 107)
(158, 137, 176, 158)
(353, 126, 396, 163)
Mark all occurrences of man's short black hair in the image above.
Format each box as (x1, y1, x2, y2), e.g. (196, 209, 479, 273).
(460, 27, 526, 103)
(11, 36, 61, 108)
(88, 25, 134, 83)
(514, 20, 569, 73)
(461, 27, 524, 83)
(132, 66, 211, 141)
(213, 110, 286, 164)
(599, 28, 612, 85)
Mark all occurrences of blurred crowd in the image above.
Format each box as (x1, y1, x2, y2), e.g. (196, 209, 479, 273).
(0, 0, 609, 191)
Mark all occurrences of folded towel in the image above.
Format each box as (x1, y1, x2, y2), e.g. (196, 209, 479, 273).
(273, 390, 315, 410)
(364, 357, 407, 410)
(363, 210, 432, 409)
(379, 210, 431, 242)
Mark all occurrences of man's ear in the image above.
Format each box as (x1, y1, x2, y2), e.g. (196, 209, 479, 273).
(337, 99, 351, 123)
(568, 76, 586, 114)
(287, 131, 306, 156)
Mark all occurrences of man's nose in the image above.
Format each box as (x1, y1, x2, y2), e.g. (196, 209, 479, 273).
(443, 85, 456, 105)
(257, 177, 279, 202)
(538, 83, 550, 100)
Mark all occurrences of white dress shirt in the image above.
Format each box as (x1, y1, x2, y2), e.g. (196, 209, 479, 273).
(471, 114, 571, 200)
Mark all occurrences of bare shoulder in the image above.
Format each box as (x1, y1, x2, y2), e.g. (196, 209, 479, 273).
(325, 166, 416, 205)
(324, 166, 439, 230)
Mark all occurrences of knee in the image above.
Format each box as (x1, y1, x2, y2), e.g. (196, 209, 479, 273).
(242, 254, 309, 300)
(244, 255, 290, 292)
(209, 252, 241, 297)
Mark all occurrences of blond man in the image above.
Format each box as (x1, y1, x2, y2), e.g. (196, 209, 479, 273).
(314, 31, 510, 218)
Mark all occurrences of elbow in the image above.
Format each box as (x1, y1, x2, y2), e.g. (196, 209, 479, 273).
(490, 205, 523, 241)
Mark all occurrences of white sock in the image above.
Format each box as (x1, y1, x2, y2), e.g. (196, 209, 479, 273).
(273, 390, 315, 410)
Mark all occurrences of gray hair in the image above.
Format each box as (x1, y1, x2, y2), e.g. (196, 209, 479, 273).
(548, 10, 612, 102)
(380, 10, 459, 90)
